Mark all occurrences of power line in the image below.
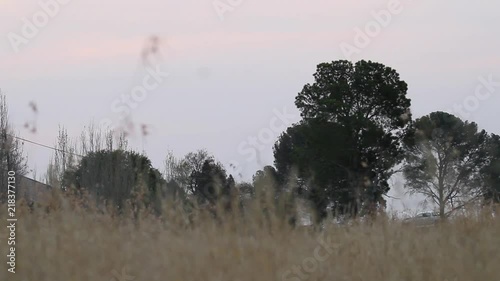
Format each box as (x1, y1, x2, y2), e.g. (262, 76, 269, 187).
(7, 133, 84, 158)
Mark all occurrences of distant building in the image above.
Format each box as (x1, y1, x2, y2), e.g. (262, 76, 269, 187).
(17, 176, 52, 204)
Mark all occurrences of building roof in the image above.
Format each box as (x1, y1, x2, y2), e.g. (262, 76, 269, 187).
(18, 176, 52, 203)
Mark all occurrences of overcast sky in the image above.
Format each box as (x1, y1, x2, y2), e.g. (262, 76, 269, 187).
(1, 0, 499, 213)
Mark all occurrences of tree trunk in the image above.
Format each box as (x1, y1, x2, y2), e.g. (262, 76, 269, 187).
(439, 201, 446, 220)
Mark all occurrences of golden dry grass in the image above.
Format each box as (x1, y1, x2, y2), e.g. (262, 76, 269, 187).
(1, 190, 499, 281)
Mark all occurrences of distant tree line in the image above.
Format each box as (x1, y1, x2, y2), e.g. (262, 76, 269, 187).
(273, 60, 499, 221)
(1, 60, 499, 223)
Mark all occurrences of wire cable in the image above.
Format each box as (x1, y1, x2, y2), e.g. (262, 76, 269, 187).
(7, 133, 84, 158)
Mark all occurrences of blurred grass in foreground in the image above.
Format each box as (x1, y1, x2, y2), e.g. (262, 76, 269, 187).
(0, 188, 499, 281)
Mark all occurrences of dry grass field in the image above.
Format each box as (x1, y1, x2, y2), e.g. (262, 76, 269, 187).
(1, 190, 499, 281)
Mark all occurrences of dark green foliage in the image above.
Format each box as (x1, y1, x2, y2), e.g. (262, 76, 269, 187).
(64, 149, 165, 213)
(295, 60, 411, 130)
(252, 165, 281, 195)
(403, 111, 489, 218)
(237, 182, 254, 198)
(274, 60, 412, 221)
(190, 158, 235, 206)
(483, 134, 500, 204)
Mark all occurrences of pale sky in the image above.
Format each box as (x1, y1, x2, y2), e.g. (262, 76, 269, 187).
(1, 0, 499, 213)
